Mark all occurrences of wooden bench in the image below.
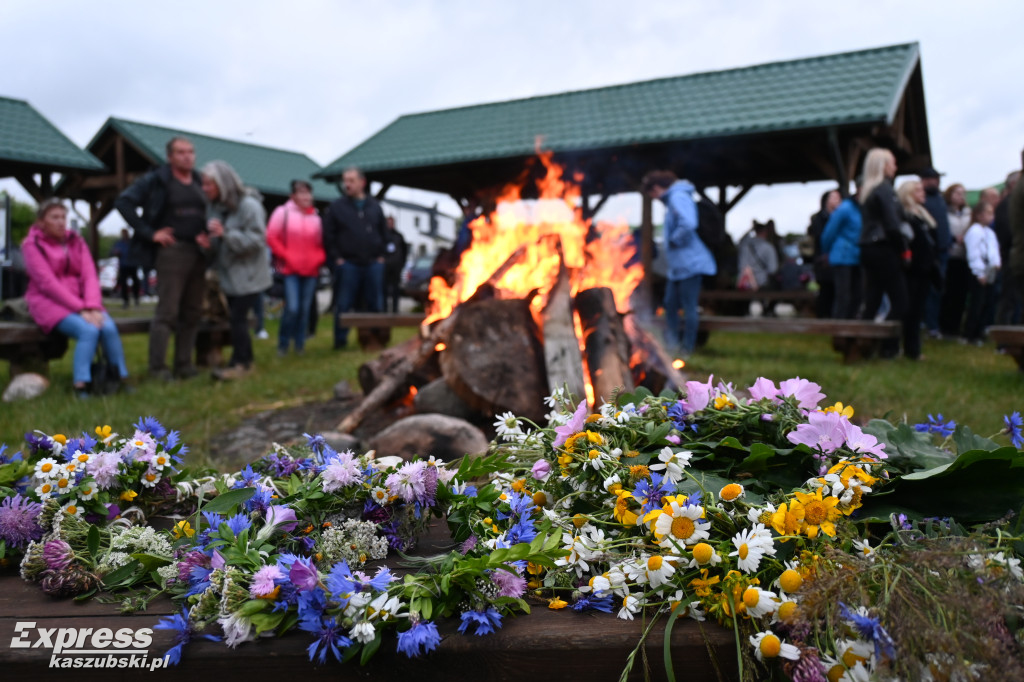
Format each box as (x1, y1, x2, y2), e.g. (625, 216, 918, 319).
(698, 315, 901, 363)
(0, 317, 233, 378)
(989, 326, 1024, 371)
(698, 288, 818, 317)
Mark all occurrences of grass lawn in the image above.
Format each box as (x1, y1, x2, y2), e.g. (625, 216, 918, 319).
(2, 304, 1020, 468)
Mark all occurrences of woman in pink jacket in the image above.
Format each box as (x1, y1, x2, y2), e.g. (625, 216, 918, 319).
(22, 199, 129, 397)
(266, 180, 325, 355)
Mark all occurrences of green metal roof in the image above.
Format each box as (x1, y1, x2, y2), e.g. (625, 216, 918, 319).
(319, 42, 921, 179)
(92, 117, 337, 200)
(0, 97, 104, 172)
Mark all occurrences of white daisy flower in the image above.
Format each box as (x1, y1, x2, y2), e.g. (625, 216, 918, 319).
(34, 457, 60, 480)
(370, 486, 390, 505)
(749, 630, 800, 662)
(77, 481, 98, 501)
(686, 542, 723, 568)
(643, 553, 678, 588)
(53, 475, 74, 494)
(349, 621, 376, 644)
(34, 481, 56, 499)
(747, 502, 776, 526)
(151, 452, 172, 470)
(493, 412, 524, 441)
(741, 586, 779, 618)
(852, 538, 875, 560)
(649, 447, 692, 485)
(617, 593, 641, 620)
(544, 386, 566, 408)
(69, 451, 91, 467)
(61, 499, 84, 518)
(730, 524, 776, 573)
(653, 500, 710, 548)
(140, 470, 161, 488)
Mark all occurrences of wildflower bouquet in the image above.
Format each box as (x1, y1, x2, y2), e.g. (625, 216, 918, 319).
(0, 418, 200, 566)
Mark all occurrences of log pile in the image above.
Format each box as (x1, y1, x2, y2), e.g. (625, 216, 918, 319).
(336, 242, 686, 434)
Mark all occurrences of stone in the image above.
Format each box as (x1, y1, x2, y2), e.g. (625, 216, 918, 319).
(413, 378, 477, 421)
(334, 380, 358, 402)
(320, 430, 361, 454)
(2, 373, 49, 402)
(367, 414, 490, 464)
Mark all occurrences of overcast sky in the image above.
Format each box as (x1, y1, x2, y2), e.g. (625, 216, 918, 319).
(3, 0, 1023, 239)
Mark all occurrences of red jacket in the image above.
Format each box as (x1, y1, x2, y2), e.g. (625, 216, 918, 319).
(22, 224, 105, 333)
(266, 200, 326, 278)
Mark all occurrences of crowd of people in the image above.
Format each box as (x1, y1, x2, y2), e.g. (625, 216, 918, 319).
(20, 136, 410, 397)
(808, 147, 1023, 359)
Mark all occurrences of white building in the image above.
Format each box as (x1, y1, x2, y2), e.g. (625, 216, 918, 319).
(381, 198, 458, 260)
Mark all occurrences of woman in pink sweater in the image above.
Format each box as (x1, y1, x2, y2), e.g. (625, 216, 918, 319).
(266, 180, 325, 355)
(22, 199, 128, 397)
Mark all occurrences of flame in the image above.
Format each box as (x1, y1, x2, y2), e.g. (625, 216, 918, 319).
(435, 342, 446, 352)
(425, 151, 644, 325)
(574, 310, 595, 407)
(672, 359, 685, 370)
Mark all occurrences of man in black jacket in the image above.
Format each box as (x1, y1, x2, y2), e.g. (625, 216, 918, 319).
(919, 167, 950, 338)
(383, 215, 408, 313)
(322, 167, 387, 349)
(114, 136, 207, 380)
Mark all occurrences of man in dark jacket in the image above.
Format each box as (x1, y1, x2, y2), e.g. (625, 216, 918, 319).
(114, 136, 207, 380)
(920, 167, 950, 337)
(322, 167, 387, 349)
(382, 215, 408, 313)
(996, 170, 1021, 324)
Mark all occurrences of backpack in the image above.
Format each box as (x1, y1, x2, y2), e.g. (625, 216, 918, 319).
(693, 193, 724, 254)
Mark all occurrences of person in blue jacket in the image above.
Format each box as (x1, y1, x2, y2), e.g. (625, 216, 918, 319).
(820, 185, 863, 319)
(643, 170, 717, 357)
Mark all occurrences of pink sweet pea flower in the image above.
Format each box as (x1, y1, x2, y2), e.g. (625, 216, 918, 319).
(841, 421, 887, 459)
(786, 411, 845, 453)
(748, 377, 780, 403)
(681, 375, 714, 413)
(553, 400, 588, 448)
(531, 459, 551, 481)
(778, 378, 825, 411)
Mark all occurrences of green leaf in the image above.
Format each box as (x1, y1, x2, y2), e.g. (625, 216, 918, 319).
(952, 425, 1000, 455)
(101, 560, 143, 590)
(130, 553, 172, 571)
(87, 525, 100, 560)
(237, 599, 271, 617)
(865, 419, 954, 472)
(250, 611, 285, 635)
(202, 487, 257, 514)
(420, 599, 432, 621)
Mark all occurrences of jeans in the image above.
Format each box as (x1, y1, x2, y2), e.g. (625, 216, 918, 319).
(279, 275, 317, 352)
(226, 293, 258, 368)
(333, 261, 384, 348)
(663, 275, 702, 355)
(831, 264, 861, 319)
(56, 312, 129, 385)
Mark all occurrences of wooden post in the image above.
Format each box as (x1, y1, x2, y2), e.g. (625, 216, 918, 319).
(575, 287, 634, 406)
(542, 255, 586, 402)
(115, 136, 126, 191)
(640, 192, 653, 288)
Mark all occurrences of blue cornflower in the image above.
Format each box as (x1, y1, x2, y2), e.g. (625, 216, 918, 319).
(224, 513, 252, 536)
(839, 602, 895, 660)
(458, 607, 503, 636)
(572, 595, 614, 613)
(234, 465, 261, 489)
(185, 566, 213, 597)
(914, 414, 955, 438)
(667, 401, 688, 430)
(506, 516, 538, 545)
(296, 587, 328, 624)
(67, 434, 97, 453)
(299, 615, 351, 664)
(202, 511, 224, 529)
(1003, 412, 1024, 449)
(326, 561, 356, 598)
(135, 416, 168, 439)
(244, 486, 273, 514)
(633, 472, 673, 517)
(396, 620, 441, 657)
(154, 607, 220, 665)
(461, 485, 478, 497)
(365, 566, 395, 592)
(304, 432, 327, 455)
(23, 432, 53, 455)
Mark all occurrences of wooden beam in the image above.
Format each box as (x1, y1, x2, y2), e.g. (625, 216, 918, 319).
(13, 174, 45, 202)
(724, 185, 751, 213)
(640, 192, 653, 288)
(374, 183, 392, 200)
(115, 136, 126, 190)
(828, 128, 850, 197)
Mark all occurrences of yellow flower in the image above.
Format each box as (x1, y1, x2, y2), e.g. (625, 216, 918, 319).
(778, 569, 803, 593)
(94, 425, 112, 439)
(822, 402, 854, 418)
(584, 414, 602, 424)
(120, 490, 138, 502)
(689, 569, 720, 597)
(719, 483, 744, 502)
(52, 434, 67, 445)
(172, 520, 195, 539)
(713, 395, 734, 410)
(585, 430, 604, 445)
(792, 489, 841, 538)
(628, 464, 650, 481)
(547, 597, 568, 610)
(770, 501, 804, 538)
(613, 492, 638, 526)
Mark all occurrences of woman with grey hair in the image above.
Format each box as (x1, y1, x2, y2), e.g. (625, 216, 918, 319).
(199, 160, 272, 380)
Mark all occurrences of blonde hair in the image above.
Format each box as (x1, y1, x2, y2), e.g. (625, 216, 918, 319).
(859, 148, 894, 205)
(897, 180, 935, 228)
(201, 160, 246, 212)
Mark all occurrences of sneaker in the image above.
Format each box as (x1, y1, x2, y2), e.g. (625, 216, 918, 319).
(256, 329, 270, 340)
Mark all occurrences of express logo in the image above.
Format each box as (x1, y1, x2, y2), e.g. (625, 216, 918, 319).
(10, 622, 152, 653)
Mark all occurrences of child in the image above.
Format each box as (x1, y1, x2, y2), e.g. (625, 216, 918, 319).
(961, 201, 1000, 344)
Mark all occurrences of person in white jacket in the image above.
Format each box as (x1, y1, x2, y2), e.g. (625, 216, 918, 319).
(962, 202, 1000, 344)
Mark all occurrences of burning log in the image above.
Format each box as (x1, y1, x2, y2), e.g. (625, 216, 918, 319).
(337, 314, 456, 434)
(622, 313, 687, 394)
(357, 336, 441, 398)
(439, 298, 548, 424)
(575, 287, 634, 405)
(541, 253, 586, 403)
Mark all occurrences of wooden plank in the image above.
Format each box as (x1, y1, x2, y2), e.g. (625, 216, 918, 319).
(339, 313, 426, 328)
(699, 315, 900, 338)
(699, 289, 817, 303)
(541, 260, 586, 401)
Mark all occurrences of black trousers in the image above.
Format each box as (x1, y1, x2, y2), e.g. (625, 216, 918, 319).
(227, 293, 258, 368)
(860, 244, 908, 357)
